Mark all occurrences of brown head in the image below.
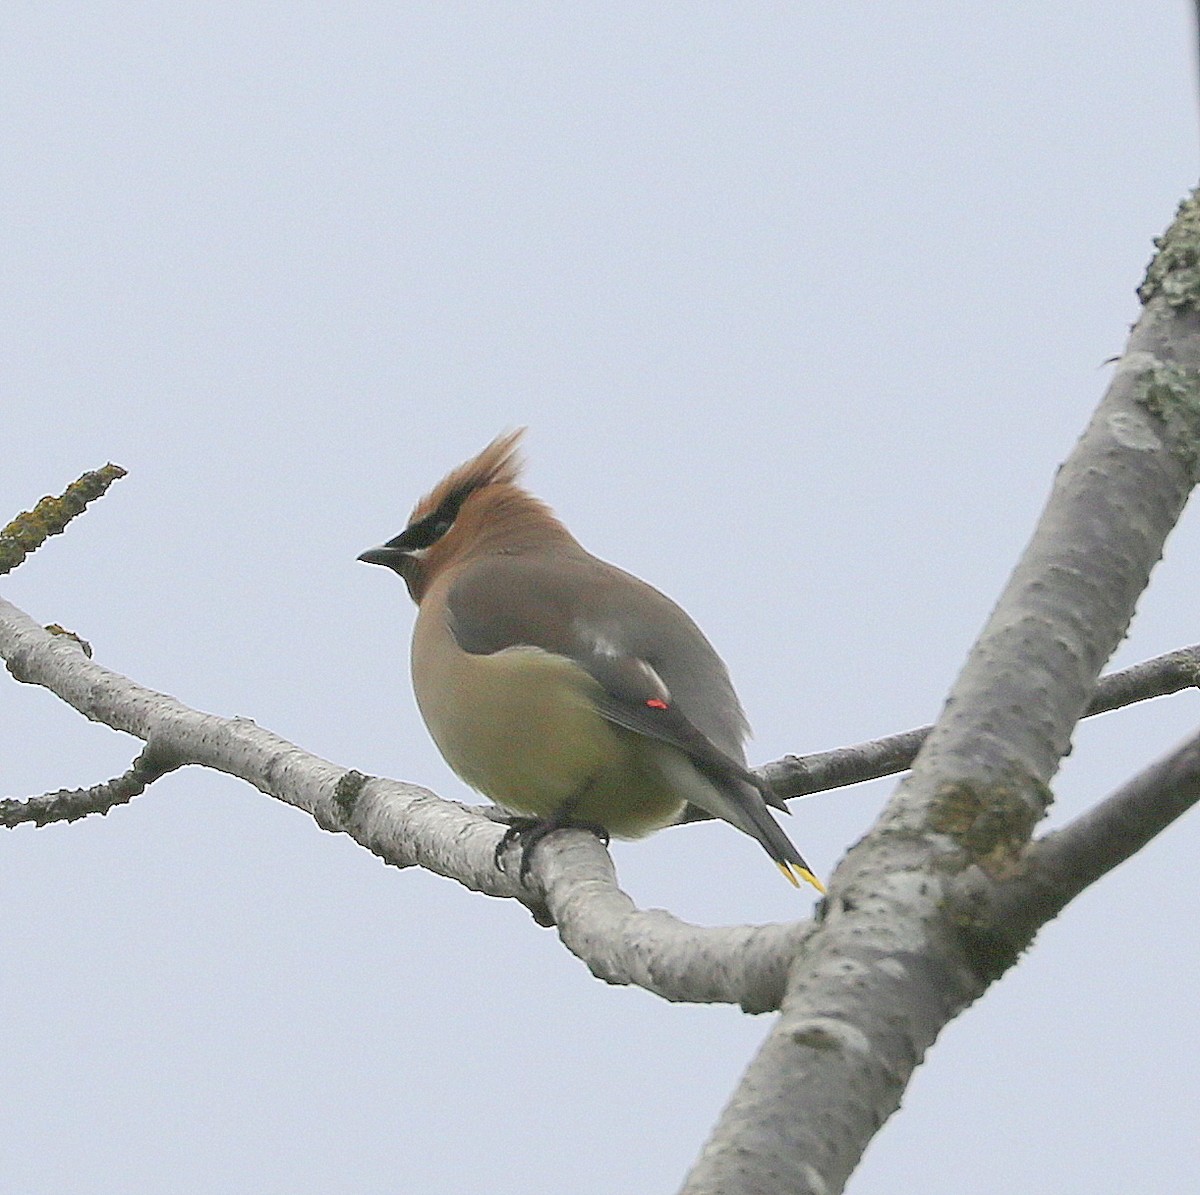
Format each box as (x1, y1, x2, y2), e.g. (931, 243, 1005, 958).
(358, 429, 573, 603)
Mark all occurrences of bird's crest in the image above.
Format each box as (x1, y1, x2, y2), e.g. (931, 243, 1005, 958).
(409, 428, 527, 526)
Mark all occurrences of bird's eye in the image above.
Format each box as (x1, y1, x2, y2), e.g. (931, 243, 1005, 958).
(394, 511, 455, 551)
(418, 513, 456, 545)
(390, 487, 470, 552)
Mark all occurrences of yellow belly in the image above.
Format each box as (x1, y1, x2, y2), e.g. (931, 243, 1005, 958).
(411, 624, 684, 836)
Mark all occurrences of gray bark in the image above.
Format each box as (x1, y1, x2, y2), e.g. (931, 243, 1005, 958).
(679, 191, 1200, 1194)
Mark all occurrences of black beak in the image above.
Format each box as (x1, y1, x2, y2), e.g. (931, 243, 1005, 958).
(357, 544, 408, 570)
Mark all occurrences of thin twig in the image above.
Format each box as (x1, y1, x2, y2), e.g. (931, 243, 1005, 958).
(753, 643, 1200, 802)
(1, 741, 180, 828)
(0, 464, 127, 576)
(675, 642, 1200, 821)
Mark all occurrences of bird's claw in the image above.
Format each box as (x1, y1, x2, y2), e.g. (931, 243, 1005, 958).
(494, 817, 611, 885)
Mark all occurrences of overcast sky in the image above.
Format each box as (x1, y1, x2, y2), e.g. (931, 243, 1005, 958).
(4, 5, 1199, 1193)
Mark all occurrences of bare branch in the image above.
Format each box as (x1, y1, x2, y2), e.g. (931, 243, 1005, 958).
(675, 642, 1200, 822)
(5, 198, 1200, 1195)
(1083, 643, 1200, 714)
(4, 490, 1200, 1010)
(1, 741, 180, 828)
(960, 728, 1200, 951)
(682, 191, 1200, 1195)
(0, 594, 809, 1007)
(758, 727, 928, 802)
(759, 643, 1200, 800)
(0, 464, 126, 576)
(534, 833, 816, 1011)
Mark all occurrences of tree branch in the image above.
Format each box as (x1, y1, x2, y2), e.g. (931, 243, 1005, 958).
(5, 196, 1200, 1195)
(0, 464, 126, 576)
(751, 643, 1200, 803)
(681, 190, 1200, 1195)
(957, 728, 1200, 954)
(675, 641, 1200, 823)
(1, 740, 179, 828)
(0, 593, 809, 1009)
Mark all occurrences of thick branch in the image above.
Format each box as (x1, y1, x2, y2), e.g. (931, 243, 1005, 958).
(0, 594, 807, 1008)
(682, 192, 1200, 1195)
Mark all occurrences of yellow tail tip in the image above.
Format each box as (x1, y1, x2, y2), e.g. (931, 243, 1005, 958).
(800, 868, 827, 895)
(776, 862, 826, 894)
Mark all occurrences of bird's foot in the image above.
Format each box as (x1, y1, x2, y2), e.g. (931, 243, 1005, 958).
(494, 816, 611, 885)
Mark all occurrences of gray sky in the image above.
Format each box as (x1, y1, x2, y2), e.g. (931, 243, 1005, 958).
(3, 5, 1198, 1192)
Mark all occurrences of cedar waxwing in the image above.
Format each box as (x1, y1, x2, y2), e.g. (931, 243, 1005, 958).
(359, 431, 824, 893)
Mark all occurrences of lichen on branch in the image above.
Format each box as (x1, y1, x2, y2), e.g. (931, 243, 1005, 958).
(0, 463, 127, 576)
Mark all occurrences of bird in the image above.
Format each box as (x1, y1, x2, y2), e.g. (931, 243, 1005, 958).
(358, 430, 824, 893)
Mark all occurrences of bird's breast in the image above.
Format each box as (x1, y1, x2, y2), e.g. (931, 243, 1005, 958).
(410, 607, 685, 835)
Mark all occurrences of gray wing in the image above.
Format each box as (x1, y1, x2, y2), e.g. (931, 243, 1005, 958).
(445, 548, 763, 783)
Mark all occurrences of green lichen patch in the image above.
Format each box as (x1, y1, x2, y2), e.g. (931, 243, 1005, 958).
(927, 779, 1046, 876)
(1134, 361, 1200, 481)
(1139, 189, 1200, 311)
(0, 464, 127, 576)
(333, 769, 370, 821)
(790, 1024, 844, 1051)
(44, 624, 93, 657)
